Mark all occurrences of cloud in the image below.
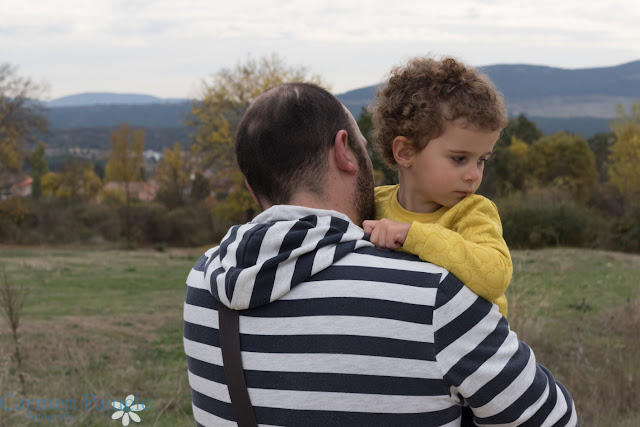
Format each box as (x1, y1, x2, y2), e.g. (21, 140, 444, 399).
(2, 0, 639, 97)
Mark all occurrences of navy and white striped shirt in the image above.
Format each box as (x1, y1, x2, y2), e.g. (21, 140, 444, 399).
(184, 205, 578, 426)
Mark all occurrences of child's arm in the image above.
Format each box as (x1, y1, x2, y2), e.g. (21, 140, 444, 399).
(407, 198, 511, 313)
(366, 197, 512, 316)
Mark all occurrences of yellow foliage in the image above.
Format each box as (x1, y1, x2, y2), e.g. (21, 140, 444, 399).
(608, 102, 640, 204)
(211, 169, 258, 226)
(105, 123, 145, 183)
(41, 160, 102, 200)
(528, 132, 597, 204)
(509, 137, 529, 160)
(154, 143, 191, 207)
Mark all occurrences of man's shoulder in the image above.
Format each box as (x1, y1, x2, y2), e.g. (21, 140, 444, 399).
(329, 245, 452, 285)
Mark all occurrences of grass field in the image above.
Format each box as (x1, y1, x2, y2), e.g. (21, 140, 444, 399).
(0, 246, 638, 426)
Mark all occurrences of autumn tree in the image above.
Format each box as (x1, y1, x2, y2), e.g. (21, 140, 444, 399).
(188, 54, 327, 224)
(0, 63, 48, 181)
(607, 102, 640, 207)
(357, 107, 397, 186)
(528, 132, 597, 203)
(41, 157, 101, 200)
(588, 131, 616, 182)
(481, 114, 543, 197)
(105, 123, 145, 184)
(29, 142, 48, 199)
(155, 143, 190, 209)
(188, 53, 327, 171)
(500, 114, 544, 145)
(105, 123, 145, 238)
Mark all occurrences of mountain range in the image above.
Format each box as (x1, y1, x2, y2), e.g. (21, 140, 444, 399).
(42, 60, 640, 150)
(46, 92, 189, 107)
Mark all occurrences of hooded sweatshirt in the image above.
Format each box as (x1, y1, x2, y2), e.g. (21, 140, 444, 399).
(184, 205, 578, 426)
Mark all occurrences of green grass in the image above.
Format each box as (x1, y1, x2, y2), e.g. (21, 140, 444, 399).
(0, 246, 203, 426)
(0, 246, 638, 426)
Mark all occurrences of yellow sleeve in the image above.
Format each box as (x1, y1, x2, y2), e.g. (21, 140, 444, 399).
(402, 197, 512, 316)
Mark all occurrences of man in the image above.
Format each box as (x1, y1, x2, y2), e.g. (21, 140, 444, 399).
(183, 82, 578, 426)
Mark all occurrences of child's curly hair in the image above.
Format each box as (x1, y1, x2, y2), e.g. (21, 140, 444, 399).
(372, 56, 508, 169)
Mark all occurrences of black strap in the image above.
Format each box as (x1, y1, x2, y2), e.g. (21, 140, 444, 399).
(218, 304, 258, 427)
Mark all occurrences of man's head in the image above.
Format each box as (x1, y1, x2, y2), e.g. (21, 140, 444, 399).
(235, 82, 374, 224)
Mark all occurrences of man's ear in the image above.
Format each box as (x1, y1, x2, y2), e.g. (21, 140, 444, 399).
(392, 136, 414, 167)
(334, 129, 358, 174)
(244, 180, 262, 208)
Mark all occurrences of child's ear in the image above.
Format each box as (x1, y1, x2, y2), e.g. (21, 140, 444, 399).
(392, 136, 414, 167)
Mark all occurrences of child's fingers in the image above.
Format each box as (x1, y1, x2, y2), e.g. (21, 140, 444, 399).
(362, 220, 377, 234)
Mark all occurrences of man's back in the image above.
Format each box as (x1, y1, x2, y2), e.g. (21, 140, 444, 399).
(183, 206, 577, 426)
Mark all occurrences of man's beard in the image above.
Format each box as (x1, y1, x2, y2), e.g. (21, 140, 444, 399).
(353, 149, 375, 226)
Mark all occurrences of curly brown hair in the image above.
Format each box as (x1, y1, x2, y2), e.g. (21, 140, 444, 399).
(372, 56, 508, 169)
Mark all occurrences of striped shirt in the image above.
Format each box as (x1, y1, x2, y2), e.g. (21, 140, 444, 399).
(184, 205, 578, 426)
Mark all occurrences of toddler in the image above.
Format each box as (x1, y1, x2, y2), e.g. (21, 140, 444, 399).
(363, 56, 512, 317)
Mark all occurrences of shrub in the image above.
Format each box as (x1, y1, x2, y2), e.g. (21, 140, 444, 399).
(123, 203, 171, 244)
(497, 191, 604, 248)
(606, 207, 640, 253)
(167, 204, 215, 246)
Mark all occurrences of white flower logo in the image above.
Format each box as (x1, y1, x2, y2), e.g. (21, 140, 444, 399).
(111, 394, 146, 426)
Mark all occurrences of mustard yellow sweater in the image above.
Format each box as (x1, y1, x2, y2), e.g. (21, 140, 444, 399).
(374, 185, 512, 316)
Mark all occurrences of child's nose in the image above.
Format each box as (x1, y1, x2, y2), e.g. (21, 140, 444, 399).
(464, 165, 482, 182)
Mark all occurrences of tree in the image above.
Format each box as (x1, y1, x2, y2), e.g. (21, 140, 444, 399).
(356, 107, 397, 186)
(528, 132, 597, 203)
(187, 53, 327, 171)
(41, 157, 101, 200)
(588, 131, 616, 182)
(29, 142, 48, 199)
(607, 102, 640, 206)
(155, 143, 190, 209)
(481, 114, 543, 197)
(0, 63, 48, 181)
(501, 136, 530, 193)
(188, 54, 327, 225)
(105, 123, 145, 239)
(503, 114, 544, 145)
(105, 123, 145, 184)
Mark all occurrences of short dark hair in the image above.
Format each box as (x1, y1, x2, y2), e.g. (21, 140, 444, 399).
(373, 56, 508, 169)
(236, 82, 356, 206)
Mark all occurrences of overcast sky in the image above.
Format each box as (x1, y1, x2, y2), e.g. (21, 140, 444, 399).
(3, 0, 639, 99)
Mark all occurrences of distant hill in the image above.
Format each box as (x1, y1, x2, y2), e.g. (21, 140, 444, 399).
(41, 61, 639, 150)
(337, 60, 640, 119)
(46, 92, 190, 107)
(47, 102, 192, 129)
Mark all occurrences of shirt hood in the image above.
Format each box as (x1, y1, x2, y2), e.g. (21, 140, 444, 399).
(204, 205, 372, 310)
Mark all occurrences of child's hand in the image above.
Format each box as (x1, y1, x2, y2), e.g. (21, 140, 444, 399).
(362, 219, 412, 250)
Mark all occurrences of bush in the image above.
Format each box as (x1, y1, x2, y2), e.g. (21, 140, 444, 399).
(606, 207, 640, 253)
(497, 191, 604, 249)
(123, 202, 171, 243)
(166, 204, 215, 246)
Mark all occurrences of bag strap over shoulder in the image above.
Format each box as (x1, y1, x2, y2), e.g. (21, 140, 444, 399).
(218, 304, 258, 427)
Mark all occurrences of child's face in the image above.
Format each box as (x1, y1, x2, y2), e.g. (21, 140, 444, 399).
(404, 120, 499, 211)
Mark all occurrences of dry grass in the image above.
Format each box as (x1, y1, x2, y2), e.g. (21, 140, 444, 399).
(0, 246, 201, 426)
(508, 248, 640, 426)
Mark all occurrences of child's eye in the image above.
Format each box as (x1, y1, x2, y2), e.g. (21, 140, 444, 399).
(451, 156, 466, 163)
(479, 157, 490, 165)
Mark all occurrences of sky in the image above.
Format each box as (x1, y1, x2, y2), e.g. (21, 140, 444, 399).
(3, 0, 640, 100)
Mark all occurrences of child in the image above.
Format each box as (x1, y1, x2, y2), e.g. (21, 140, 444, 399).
(363, 56, 512, 317)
